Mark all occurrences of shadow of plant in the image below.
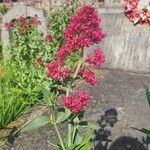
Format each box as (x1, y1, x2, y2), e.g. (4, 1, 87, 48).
(92, 108, 149, 150)
(109, 136, 147, 150)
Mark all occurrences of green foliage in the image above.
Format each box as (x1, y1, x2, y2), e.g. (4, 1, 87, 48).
(0, 62, 30, 128)
(78, 121, 100, 130)
(0, 0, 79, 129)
(0, 19, 56, 128)
(21, 116, 50, 132)
(49, 0, 83, 71)
(49, 0, 78, 48)
(145, 85, 150, 107)
(0, 4, 8, 14)
(132, 85, 150, 136)
(56, 108, 71, 123)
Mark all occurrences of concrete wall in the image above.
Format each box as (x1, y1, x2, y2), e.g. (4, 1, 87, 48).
(91, 0, 150, 73)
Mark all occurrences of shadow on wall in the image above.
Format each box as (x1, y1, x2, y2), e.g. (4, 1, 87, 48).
(92, 108, 150, 150)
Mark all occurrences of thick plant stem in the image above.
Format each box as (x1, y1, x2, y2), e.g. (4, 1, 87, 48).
(53, 123, 66, 150)
(73, 60, 82, 79)
(68, 123, 72, 148)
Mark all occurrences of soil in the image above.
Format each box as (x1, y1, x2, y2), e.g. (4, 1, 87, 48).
(0, 70, 150, 150)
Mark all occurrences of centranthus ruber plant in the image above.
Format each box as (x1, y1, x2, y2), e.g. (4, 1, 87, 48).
(21, 6, 105, 150)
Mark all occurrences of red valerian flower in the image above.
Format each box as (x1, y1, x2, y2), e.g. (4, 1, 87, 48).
(57, 46, 71, 64)
(86, 48, 105, 68)
(18, 24, 30, 35)
(4, 21, 14, 30)
(124, 0, 150, 25)
(3, 0, 13, 8)
(30, 16, 41, 26)
(47, 60, 70, 80)
(57, 6, 105, 63)
(62, 91, 91, 113)
(60, 68, 70, 78)
(44, 33, 53, 42)
(47, 60, 60, 80)
(35, 57, 43, 65)
(82, 68, 97, 85)
(18, 16, 26, 24)
(64, 6, 105, 49)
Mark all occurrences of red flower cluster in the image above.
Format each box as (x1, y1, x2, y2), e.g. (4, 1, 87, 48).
(4, 15, 41, 34)
(124, 0, 150, 25)
(47, 60, 70, 80)
(29, 16, 41, 26)
(57, 47, 71, 64)
(57, 6, 105, 63)
(82, 68, 97, 85)
(3, 0, 13, 8)
(62, 91, 90, 113)
(86, 48, 105, 68)
(44, 33, 53, 42)
(35, 57, 43, 66)
(4, 21, 14, 30)
(18, 16, 26, 24)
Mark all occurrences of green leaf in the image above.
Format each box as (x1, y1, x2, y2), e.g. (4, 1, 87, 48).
(131, 127, 150, 136)
(74, 133, 83, 145)
(56, 108, 71, 123)
(73, 116, 80, 124)
(139, 128, 150, 136)
(42, 89, 54, 107)
(21, 116, 50, 132)
(75, 130, 92, 150)
(79, 121, 100, 130)
(145, 86, 150, 107)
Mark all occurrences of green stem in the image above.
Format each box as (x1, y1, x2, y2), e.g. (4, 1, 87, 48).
(73, 60, 82, 79)
(68, 123, 72, 148)
(72, 125, 77, 144)
(53, 123, 66, 150)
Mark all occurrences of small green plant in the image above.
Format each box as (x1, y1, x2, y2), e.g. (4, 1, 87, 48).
(0, 0, 79, 128)
(131, 85, 150, 136)
(0, 62, 30, 128)
(0, 4, 8, 14)
(48, 0, 79, 53)
(0, 16, 56, 128)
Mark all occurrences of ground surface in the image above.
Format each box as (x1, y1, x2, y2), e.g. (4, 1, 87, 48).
(1, 70, 150, 150)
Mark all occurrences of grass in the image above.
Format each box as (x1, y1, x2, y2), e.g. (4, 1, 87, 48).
(0, 63, 28, 128)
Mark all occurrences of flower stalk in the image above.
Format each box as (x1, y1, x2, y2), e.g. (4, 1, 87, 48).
(68, 123, 72, 148)
(53, 122, 66, 150)
(73, 60, 82, 79)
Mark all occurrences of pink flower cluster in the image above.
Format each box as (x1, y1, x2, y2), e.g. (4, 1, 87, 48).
(3, 0, 13, 8)
(79, 48, 105, 86)
(47, 6, 105, 86)
(4, 15, 41, 33)
(62, 91, 90, 113)
(124, 0, 150, 25)
(86, 48, 105, 68)
(47, 60, 70, 80)
(46, 6, 105, 113)
(44, 33, 53, 43)
(4, 21, 14, 30)
(82, 68, 97, 85)
(57, 6, 105, 63)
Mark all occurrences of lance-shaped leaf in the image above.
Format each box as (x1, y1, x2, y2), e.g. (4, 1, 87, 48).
(21, 116, 50, 132)
(79, 121, 100, 130)
(56, 108, 71, 123)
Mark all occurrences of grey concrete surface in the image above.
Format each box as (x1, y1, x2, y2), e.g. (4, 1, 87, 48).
(2, 70, 149, 150)
(86, 0, 150, 73)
